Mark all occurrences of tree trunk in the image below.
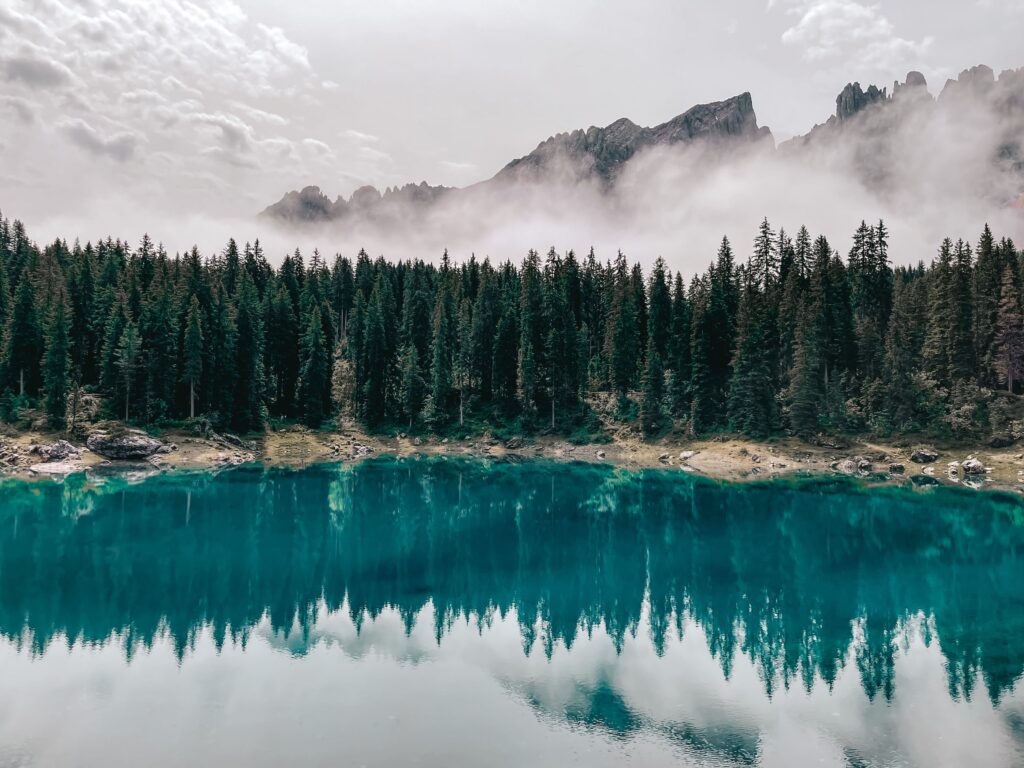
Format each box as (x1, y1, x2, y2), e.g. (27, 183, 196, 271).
(459, 389, 464, 427)
(125, 381, 130, 422)
(190, 379, 195, 419)
(19, 368, 24, 398)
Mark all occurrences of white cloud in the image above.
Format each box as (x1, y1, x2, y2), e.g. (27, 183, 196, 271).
(58, 118, 141, 162)
(342, 129, 380, 144)
(0, 48, 73, 88)
(779, 1, 933, 70)
(302, 138, 336, 158)
(229, 101, 289, 126)
(2, 95, 37, 124)
(257, 23, 311, 70)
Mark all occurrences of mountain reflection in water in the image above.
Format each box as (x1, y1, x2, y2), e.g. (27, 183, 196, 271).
(0, 457, 1022, 767)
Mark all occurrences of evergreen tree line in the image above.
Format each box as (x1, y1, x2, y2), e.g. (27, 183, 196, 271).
(0, 210, 1021, 439)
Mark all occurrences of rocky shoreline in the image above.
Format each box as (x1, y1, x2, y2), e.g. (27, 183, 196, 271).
(0, 424, 1021, 494)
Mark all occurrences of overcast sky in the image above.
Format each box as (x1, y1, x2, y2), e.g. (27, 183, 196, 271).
(1, 0, 1022, 252)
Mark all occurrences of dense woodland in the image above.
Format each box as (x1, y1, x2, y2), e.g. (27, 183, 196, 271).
(0, 209, 1021, 441)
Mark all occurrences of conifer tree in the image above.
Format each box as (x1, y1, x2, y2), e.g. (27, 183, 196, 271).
(232, 271, 265, 431)
(399, 343, 426, 427)
(648, 257, 671, 359)
(605, 253, 641, 401)
(751, 217, 777, 291)
(544, 280, 579, 426)
(728, 271, 773, 437)
(455, 298, 473, 427)
(640, 336, 664, 433)
(115, 321, 142, 422)
(43, 291, 71, 428)
(993, 264, 1024, 393)
(518, 250, 544, 414)
(668, 273, 691, 415)
(922, 239, 954, 385)
(361, 285, 389, 425)
(430, 284, 453, 421)
(949, 239, 975, 381)
(787, 306, 823, 437)
(492, 296, 519, 407)
(141, 267, 178, 421)
(4, 278, 43, 396)
(881, 278, 920, 430)
(297, 306, 329, 427)
(183, 296, 204, 419)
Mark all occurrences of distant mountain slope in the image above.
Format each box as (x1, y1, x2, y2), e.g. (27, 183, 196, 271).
(260, 93, 770, 224)
(261, 65, 1024, 226)
(495, 92, 770, 184)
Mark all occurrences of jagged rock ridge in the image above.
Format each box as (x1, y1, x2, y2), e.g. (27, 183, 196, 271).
(496, 92, 770, 183)
(261, 65, 1024, 225)
(260, 93, 770, 224)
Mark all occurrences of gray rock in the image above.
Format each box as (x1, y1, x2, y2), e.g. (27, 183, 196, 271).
(351, 444, 374, 458)
(910, 448, 939, 464)
(498, 93, 769, 185)
(889, 463, 905, 474)
(679, 450, 699, 461)
(830, 459, 858, 474)
(505, 437, 524, 450)
(31, 439, 80, 462)
(86, 430, 164, 460)
(962, 457, 986, 475)
(29, 461, 82, 475)
(835, 82, 887, 122)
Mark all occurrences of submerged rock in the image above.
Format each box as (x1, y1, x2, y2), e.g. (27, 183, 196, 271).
(86, 430, 164, 460)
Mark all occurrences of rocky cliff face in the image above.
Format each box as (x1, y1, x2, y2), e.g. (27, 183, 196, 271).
(260, 93, 770, 224)
(261, 180, 452, 225)
(261, 65, 1024, 226)
(497, 93, 770, 184)
(835, 82, 888, 122)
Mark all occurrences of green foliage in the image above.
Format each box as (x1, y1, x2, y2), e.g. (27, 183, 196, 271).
(0, 209, 1017, 444)
(297, 306, 330, 428)
(43, 292, 71, 428)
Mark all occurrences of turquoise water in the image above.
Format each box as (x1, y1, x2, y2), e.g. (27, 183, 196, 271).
(0, 458, 1023, 767)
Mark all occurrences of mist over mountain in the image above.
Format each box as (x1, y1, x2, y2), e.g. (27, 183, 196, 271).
(261, 92, 773, 225)
(259, 64, 1024, 268)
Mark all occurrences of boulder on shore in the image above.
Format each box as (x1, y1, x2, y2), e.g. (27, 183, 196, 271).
(910, 448, 939, 464)
(30, 440, 80, 462)
(29, 461, 82, 475)
(86, 430, 164, 460)
(962, 457, 986, 475)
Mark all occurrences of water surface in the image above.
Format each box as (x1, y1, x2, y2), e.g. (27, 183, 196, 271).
(0, 458, 1022, 767)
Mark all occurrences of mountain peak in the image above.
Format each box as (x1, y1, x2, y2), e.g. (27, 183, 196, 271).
(498, 92, 769, 184)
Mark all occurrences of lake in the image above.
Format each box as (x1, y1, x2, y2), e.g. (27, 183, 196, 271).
(0, 457, 1022, 767)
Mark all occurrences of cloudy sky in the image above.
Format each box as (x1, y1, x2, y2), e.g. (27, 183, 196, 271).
(1, 0, 1022, 253)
